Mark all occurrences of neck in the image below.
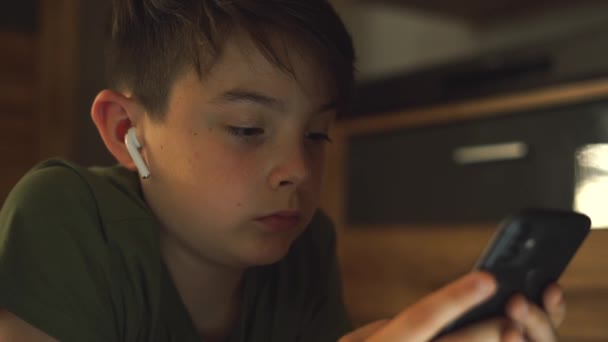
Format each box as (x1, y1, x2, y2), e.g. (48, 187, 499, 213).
(160, 232, 245, 340)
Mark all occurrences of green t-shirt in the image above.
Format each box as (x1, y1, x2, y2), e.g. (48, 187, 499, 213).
(0, 159, 351, 341)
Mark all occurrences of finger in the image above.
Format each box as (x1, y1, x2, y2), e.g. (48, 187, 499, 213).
(506, 294, 528, 322)
(436, 318, 507, 342)
(524, 303, 558, 342)
(502, 325, 525, 342)
(370, 272, 496, 342)
(543, 283, 566, 327)
(507, 295, 557, 342)
(339, 320, 390, 342)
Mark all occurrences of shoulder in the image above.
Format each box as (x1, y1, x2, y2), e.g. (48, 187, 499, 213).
(3, 158, 150, 227)
(7, 159, 91, 197)
(0, 160, 123, 340)
(1, 159, 100, 225)
(0, 159, 114, 260)
(0, 158, 150, 251)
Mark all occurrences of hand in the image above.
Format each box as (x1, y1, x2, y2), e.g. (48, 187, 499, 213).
(502, 283, 566, 342)
(340, 275, 566, 342)
(438, 282, 566, 342)
(339, 272, 497, 342)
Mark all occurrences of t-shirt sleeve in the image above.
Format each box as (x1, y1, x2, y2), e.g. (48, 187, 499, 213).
(300, 210, 353, 341)
(0, 164, 117, 342)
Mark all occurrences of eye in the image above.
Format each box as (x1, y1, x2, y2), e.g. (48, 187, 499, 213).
(227, 126, 265, 137)
(305, 132, 332, 143)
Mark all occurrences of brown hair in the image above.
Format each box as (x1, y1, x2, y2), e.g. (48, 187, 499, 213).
(106, 0, 356, 119)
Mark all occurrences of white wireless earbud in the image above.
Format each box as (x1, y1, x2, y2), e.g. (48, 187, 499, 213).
(125, 127, 150, 179)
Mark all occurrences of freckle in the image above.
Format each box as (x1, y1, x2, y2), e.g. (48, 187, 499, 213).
(237, 202, 242, 207)
(160, 145, 164, 150)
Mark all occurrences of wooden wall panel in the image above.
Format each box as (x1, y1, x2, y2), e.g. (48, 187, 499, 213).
(0, 32, 37, 203)
(0, 33, 36, 114)
(559, 230, 608, 341)
(1, 0, 79, 204)
(37, 0, 79, 160)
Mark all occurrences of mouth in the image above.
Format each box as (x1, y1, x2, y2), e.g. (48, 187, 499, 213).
(255, 210, 302, 232)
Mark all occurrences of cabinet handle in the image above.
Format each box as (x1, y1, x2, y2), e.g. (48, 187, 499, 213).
(453, 141, 528, 165)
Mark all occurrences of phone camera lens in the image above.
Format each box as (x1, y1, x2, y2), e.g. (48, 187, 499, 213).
(524, 238, 536, 250)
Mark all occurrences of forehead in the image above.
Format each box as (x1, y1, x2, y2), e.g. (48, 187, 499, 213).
(184, 30, 335, 106)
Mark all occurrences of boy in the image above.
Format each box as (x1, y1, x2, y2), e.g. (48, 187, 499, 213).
(0, 0, 565, 341)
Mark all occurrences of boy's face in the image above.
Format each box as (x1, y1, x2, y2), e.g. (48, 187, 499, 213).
(139, 32, 335, 268)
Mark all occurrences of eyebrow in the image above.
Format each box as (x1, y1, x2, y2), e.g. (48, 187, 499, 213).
(213, 88, 336, 114)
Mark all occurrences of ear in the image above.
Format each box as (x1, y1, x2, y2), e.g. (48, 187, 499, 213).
(91, 89, 144, 171)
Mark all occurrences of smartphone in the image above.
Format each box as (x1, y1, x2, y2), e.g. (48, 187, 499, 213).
(437, 208, 591, 337)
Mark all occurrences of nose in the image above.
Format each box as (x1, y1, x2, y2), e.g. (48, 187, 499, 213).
(267, 142, 311, 190)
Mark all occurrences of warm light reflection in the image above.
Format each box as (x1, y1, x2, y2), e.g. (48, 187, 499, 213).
(574, 144, 608, 229)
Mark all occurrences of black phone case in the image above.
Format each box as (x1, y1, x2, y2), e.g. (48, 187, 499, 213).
(437, 208, 591, 337)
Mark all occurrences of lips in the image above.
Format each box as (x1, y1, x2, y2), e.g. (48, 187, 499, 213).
(256, 210, 302, 232)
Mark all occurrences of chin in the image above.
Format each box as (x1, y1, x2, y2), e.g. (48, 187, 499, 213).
(246, 254, 287, 266)
(242, 237, 295, 266)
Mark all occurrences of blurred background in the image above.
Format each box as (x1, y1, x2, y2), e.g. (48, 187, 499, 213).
(2, 1, 608, 340)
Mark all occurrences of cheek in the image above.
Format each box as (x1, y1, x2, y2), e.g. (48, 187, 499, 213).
(185, 139, 262, 192)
